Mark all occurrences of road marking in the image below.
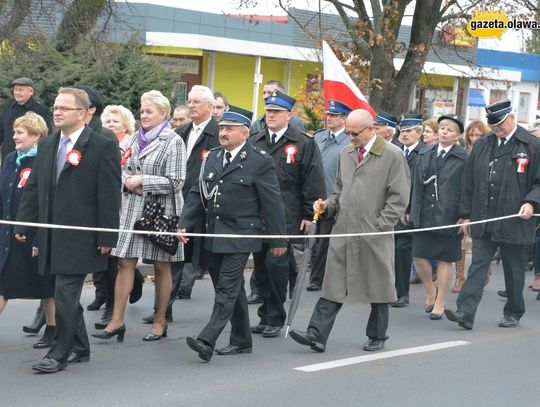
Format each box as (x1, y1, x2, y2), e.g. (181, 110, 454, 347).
(294, 340, 470, 372)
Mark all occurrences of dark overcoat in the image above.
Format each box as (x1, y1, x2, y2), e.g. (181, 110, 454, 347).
(175, 119, 220, 266)
(250, 127, 325, 237)
(409, 143, 469, 235)
(14, 126, 121, 276)
(181, 141, 287, 253)
(459, 126, 540, 245)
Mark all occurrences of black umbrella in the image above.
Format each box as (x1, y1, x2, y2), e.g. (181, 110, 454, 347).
(285, 199, 323, 338)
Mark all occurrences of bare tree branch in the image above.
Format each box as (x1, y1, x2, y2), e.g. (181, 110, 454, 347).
(0, 0, 31, 44)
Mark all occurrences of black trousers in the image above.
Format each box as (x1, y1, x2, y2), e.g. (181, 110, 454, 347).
(309, 217, 334, 287)
(198, 253, 251, 349)
(104, 257, 118, 309)
(47, 274, 89, 362)
(394, 234, 412, 298)
(92, 270, 106, 301)
(307, 297, 389, 344)
(457, 238, 527, 324)
(253, 244, 293, 327)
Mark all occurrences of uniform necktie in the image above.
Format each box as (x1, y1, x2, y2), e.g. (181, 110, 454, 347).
(56, 136, 70, 181)
(437, 149, 446, 168)
(404, 148, 410, 158)
(323, 133, 336, 150)
(271, 133, 277, 145)
(498, 137, 507, 148)
(223, 151, 232, 169)
(357, 147, 366, 162)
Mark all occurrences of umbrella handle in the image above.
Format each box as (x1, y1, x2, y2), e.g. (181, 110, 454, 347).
(313, 198, 323, 222)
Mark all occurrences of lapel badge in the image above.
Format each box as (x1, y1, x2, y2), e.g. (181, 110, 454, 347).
(208, 172, 215, 180)
(240, 150, 247, 160)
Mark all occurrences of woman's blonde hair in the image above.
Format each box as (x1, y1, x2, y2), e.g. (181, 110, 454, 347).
(464, 120, 490, 150)
(101, 105, 136, 134)
(13, 111, 48, 138)
(140, 90, 171, 118)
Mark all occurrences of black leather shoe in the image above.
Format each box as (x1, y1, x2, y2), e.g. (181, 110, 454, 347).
(250, 324, 266, 334)
(87, 297, 106, 311)
(261, 326, 282, 338)
(94, 308, 113, 330)
(498, 315, 519, 328)
(289, 329, 326, 352)
(91, 324, 126, 342)
(186, 337, 213, 361)
(306, 283, 321, 292)
(142, 324, 168, 341)
(215, 344, 252, 355)
(129, 269, 144, 304)
(497, 290, 507, 298)
(444, 309, 473, 330)
(32, 357, 66, 373)
(363, 336, 388, 351)
(142, 310, 173, 324)
(390, 296, 409, 308)
(425, 304, 435, 313)
(67, 352, 90, 364)
(247, 293, 263, 304)
(430, 312, 443, 320)
(33, 325, 56, 349)
(176, 289, 191, 300)
(23, 305, 46, 334)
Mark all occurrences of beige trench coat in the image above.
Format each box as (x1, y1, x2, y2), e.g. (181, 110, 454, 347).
(321, 135, 410, 304)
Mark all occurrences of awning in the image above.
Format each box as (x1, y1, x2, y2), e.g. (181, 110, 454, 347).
(468, 89, 486, 107)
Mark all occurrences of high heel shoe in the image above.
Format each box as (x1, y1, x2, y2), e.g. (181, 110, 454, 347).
(425, 287, 438, 313)
(92, 324, 126, 342)
(142, 324, 168, 341)
(430, 310, 444, 320)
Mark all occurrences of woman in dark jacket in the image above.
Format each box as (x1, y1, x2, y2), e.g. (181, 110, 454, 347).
(0, 112, 55, 347)
(409, 114, 469, 319)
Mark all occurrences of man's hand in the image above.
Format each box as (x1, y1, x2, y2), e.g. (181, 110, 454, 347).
(518, 202, 534, 220)
(457, 218, 470, 236)
(177, 228, 189, 244)
(32, 247, 39, 257)
(271, 247, 287, 257)
(313, 199, 327, 215)
(14, 233, 26, 242)
(98, 246, 111, 255)
(299, 220, 312, 234)
(400, 213, 409, 225)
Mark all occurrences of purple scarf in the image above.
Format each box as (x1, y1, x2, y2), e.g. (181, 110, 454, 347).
(137, 119, 170, 153)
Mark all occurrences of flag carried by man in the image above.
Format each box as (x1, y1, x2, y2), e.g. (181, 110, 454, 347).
(322, 41, 376, 118)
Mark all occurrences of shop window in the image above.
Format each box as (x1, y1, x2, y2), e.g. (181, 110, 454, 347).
(171, 82, 188, 106)
(518, 92, 530, 123)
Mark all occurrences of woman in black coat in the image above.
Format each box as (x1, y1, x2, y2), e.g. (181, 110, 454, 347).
(409, 115, 469, 320)
(0, 112, 55, 347)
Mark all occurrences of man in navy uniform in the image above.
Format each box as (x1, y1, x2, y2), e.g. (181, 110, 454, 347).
(250, 90, 325, 338)
(307, 99, 352, 291)
(374, 111, 402, 148)
(180, 111, 287, 361)
(390, 114, 425, 307)
(446, 99, 540, 329)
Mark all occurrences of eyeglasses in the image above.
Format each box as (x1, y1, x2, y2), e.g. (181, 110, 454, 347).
(50, 106, 84, 113)
(345, 126, 371, 137)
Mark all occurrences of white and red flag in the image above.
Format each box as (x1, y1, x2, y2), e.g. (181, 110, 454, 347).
(322, 41, 376, 118)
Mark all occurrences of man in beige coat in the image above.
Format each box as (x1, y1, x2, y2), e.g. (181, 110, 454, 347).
(290, 109, 410, 352)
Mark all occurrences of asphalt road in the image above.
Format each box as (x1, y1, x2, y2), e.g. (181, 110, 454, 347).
(1, 262, 539, 407)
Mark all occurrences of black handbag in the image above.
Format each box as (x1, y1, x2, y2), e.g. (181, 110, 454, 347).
(134, 178, 180, 255)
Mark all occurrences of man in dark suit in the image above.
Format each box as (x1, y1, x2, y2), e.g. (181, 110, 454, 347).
(390, 114, 425, 308)
(0, 77, 51, 162)
(446, 99, 540, 329)
(15, 87, 121, 373)
(180, 111, 287, 361)
(250, 90, 325, 338)
(142, 85, 220, 323)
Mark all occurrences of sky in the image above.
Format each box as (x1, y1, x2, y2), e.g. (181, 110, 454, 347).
(119, 0, 527, 52)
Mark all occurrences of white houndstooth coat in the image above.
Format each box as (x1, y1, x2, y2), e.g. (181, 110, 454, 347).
(112, 126, 186, 262)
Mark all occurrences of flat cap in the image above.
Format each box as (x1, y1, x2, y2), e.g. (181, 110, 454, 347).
(12, 77, 35, 88)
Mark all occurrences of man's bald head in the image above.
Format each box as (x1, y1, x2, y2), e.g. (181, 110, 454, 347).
(346, 109, 375, 148)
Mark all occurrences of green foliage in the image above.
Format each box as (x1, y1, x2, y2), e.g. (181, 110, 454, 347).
(302, 105, 324, 133)
(0, 35, 176, 116)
